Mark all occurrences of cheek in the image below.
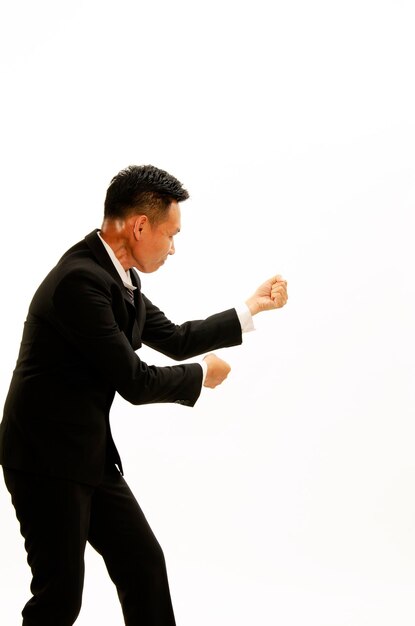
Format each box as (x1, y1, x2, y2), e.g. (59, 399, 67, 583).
(162, 239, 172, 255)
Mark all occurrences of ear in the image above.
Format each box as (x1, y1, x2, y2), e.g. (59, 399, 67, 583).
(133, 215, 148, 240)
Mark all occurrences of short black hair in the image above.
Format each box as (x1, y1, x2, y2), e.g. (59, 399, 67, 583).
(104, 164, 189, 224)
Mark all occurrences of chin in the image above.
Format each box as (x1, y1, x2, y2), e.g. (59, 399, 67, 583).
(136, 260, 165, 273)
(147, 264, 163, 273)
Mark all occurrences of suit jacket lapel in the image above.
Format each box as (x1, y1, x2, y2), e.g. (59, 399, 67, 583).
(84, 231, 147, 350)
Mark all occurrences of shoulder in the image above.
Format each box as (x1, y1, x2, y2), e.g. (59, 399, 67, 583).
(32, 234, 120, 306)
(54, 231, 117, 287)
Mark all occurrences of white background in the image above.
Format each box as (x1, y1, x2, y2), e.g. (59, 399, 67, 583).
(0, 1, 414, 624)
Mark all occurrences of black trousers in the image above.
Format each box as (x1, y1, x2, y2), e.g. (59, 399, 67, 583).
(3, 464, 176, 626)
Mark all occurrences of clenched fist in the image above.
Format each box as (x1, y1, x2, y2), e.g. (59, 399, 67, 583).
(245, 275, 288, 316)
(203, 353, 231, 388)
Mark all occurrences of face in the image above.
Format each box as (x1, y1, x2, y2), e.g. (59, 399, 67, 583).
(130, 201, 181, 273)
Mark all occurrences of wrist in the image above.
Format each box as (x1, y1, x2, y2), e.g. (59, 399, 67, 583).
(245, 297, 260, 316)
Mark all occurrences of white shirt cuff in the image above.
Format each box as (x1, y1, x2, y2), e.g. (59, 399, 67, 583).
(200, 359, 208, 385)
(235, 303, 255, 333)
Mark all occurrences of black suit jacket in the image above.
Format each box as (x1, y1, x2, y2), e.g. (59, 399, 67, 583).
(0, 230, 242, 485)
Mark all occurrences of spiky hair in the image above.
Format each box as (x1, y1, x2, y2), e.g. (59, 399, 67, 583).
(104, 164, 189, 222)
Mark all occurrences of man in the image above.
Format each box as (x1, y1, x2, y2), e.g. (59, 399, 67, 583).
(0, 164, 288, 626)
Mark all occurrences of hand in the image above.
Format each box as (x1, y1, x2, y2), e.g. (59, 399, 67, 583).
(203, 353, 231, 388)
(245, 275, 288, 316)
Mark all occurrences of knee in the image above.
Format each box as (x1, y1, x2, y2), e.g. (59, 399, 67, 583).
(146, 541, 169, 582)
(118, 539, 169, 590)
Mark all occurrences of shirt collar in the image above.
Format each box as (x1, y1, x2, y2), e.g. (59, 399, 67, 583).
(97, 232, 137, 291)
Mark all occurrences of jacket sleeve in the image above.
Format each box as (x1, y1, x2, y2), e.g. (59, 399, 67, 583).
(140, 294, 243, 360)
(52, 270, 203, 406)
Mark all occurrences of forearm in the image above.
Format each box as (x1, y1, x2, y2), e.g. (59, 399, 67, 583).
(142, 306, 243, 360)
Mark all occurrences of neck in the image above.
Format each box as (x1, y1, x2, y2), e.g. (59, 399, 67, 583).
(100, 219, 131, 270)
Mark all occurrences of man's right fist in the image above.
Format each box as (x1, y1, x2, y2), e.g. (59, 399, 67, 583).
(203, 353, 231, 389)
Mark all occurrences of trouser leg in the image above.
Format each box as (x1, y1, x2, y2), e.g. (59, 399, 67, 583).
(3, 468, 92, 626)
(88, 465, 176, 626)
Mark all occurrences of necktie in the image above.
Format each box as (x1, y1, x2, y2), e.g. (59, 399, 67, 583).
(126, 287, 135, 305)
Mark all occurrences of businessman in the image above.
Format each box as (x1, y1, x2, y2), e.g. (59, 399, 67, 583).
(0, 164, 288, 626)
